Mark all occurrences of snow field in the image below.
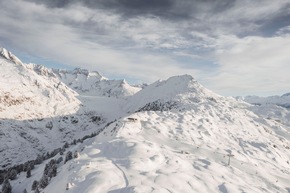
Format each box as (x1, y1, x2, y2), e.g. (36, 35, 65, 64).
(38, 108, 290, 193)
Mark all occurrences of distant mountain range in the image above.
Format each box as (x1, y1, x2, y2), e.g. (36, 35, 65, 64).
(1, 47, 290, 193)
(241, 94, 290, 109)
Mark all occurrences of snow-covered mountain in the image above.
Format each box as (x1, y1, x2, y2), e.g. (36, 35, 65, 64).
(1, 48, 290, 193)
(0, 48, 103, 169)
(0, 48, 134, 169)
(26, 63, 141, 98)
(242, 94, 290, 108)
(240, 94, 290, 131)
(7, 73, 290, 193)
(126, 74, 221, 112)
(0, 48, 80, 120)
(0, 47, 23, 66)
(53, 68, 141, 97)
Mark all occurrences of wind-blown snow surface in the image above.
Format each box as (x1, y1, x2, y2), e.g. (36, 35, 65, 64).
(75, 111, 290, 193)
(1, 48, 290, 192)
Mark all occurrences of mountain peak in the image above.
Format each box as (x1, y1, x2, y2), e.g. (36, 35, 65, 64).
(71, 68, 103, 78)
(0, 47, 23, 65)
(167, 74, 194, 81)
(55, 67, 106, 80)
(149, 74, 205, 97)
(52, 68, 141, 97)
(126, 74, 219, 112)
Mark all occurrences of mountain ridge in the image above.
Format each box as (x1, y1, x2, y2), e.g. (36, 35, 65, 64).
(241, 94, 290, 108)
(0, 47, 23, 66)
(0, 48, 290, 193)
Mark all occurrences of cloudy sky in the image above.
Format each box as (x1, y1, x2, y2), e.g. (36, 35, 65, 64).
(1, 0, 290, 96)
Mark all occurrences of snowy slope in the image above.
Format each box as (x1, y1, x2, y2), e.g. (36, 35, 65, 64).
(50, 82, 290, 192)
(125, 74, 222, 113)
(240, 94, 290, 131)
(0, 48, 80, 120)
(60, 110, 289, 193)
(0, 48, 116, 168)
(6, 74, 290, 193)
(0, 48, 141, 169)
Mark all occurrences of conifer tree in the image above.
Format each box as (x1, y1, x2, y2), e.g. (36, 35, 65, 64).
(31, 180, 38, 190)
(26, 169, 31, 178)
(35, 187, 40, 193)
(65, 151, 73, 163)
(44, 164, 49, 176)
(57, 156, 63, 164)
(39, 174, 49, 189)
(35, 154, 43, 165)
(63, 142, 69, 149)
(7, 169, 17, 180)
(2, 179, 12, 193)
(74, 151, 79, 158)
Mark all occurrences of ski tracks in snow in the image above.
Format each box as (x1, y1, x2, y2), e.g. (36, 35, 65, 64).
(111, 160, 130, 193)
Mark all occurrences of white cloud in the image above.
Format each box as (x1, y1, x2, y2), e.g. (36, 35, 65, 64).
(0, 0, 290, 96)
(204, 34, 290, 96)
(276, 25, 290, 36)
(0, 0, 200, 83)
